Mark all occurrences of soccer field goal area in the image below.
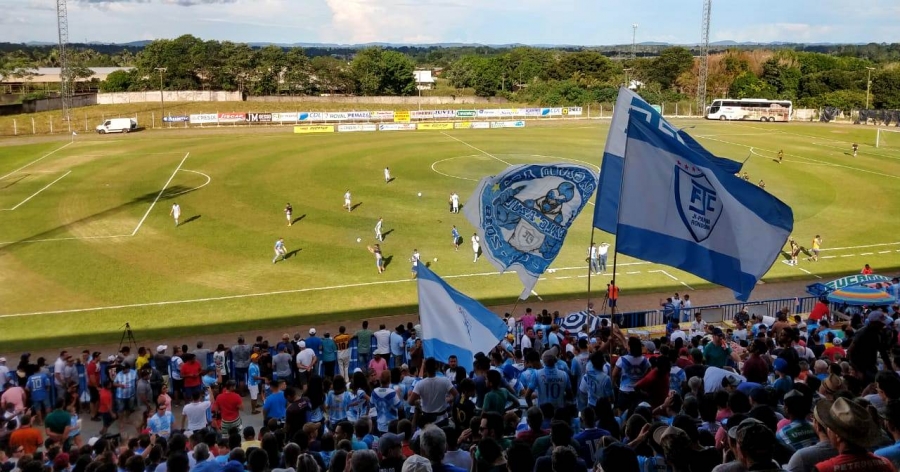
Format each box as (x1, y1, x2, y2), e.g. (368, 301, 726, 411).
(875, 127, 900, 150)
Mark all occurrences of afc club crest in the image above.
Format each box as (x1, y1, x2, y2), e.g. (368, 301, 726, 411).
(674, 161, 722, 242)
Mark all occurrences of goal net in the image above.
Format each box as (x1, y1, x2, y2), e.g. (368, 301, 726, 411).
(876, 128, 900, 150)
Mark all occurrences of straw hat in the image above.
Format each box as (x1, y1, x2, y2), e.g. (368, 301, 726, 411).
(814, 397, 882, 448)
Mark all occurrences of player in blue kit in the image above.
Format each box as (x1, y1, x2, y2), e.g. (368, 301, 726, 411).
(273, 238, 287, 264)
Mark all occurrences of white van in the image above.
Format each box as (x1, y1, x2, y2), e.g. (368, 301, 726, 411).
(96, 118, 137, 134)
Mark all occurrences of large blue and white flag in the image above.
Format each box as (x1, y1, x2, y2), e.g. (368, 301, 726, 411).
(594, 88, 743, 234)
(616, 111, 793, 301)
(463, 164, 598, 299)
(416, 263, 508, 371)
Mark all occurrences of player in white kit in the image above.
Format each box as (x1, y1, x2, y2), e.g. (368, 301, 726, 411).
(284, 203, 293, 226)
(384, 167, 391, 183)
(344, 190, 352, 212)
(451, 192, 460, 213)
(471, 233, 480, 262)
(375, 218, 384, 241)
(273, 237, 287, 264)
(410, 249, 420, 278)
(170, 203, 181, 227)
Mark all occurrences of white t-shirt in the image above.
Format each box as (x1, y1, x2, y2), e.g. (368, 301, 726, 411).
(451, 194, 459, 205)
(296, 349, 316, 372)
(521, 335, 533, 350)
(598, 244, 609, 256)
(374, 330, 391, 355)
(344, 192, 351, 202)
(384, 169, 390, 178)
(691, 320, 707, 335)
(507, 317, 516, 331)
(172, 204, 181, 217)
(412, 376, 454, 413)
(472, 235, 480, 249)
(703, 367, 745, 394)
(670, 330, 688, 343)
(182, 401, 211, 431)
(53, 358, 66, 385)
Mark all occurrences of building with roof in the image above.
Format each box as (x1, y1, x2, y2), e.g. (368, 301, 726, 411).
(413, 70, 435, 91)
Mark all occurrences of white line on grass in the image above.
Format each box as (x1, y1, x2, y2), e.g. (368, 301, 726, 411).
(429, 156, 480, 181)
(820, 241, 900, 252)
(0, 171, 71, 211)
(0, 234, 132, 246)
(167, 170, 212, 198)
(131, 153, 190, 236)
(440, 132, 512, 165)
(701, 135, 900, 180)
(0, 142, 73, 181)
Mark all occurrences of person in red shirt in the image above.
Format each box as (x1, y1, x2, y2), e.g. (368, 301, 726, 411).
(633, 356, 671, 409)
(822, 336, 846, 363)
(9, 414, 43, 455)
(741, 340, 771, 384)
(808, 299, 830, 322)
(814, 397, 894, 472)
(217, 380, 244, 434)
(862, 264, 874, 275)
(87, 352, 102, 421)
(180, 353, 203, 400)
(97, 381, 116, 436)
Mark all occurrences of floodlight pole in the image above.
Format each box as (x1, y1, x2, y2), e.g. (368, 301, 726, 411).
(866, 67, 875, 110)
(631, 24, 638, 59)
(155, 67, 167, 125)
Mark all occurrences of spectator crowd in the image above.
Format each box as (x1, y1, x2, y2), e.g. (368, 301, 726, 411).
(3, 301, 900, 472)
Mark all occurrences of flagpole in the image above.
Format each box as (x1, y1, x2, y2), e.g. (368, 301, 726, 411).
(587, 228, 596, 312)
(609, 110, 634, 327)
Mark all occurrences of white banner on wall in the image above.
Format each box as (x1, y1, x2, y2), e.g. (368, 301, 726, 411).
(378, 123, 417, 131)
(490, 120, 526, 128)
(371, 111, 395, 120)
(189, 113, 218, 124)
(337, 124, 377, 132)
(347, 111, 371, 120)
(410, 110, 434, 119)
(272, 113, 298, 122)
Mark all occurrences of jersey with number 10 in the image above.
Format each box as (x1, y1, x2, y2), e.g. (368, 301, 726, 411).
(534, 367, 568, 408)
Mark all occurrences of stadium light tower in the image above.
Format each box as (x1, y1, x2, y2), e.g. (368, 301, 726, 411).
(697, 0, 712, 117)
(866, 66, 876, 109)
(56, 0, 73, 122)
(631, 24, 639, 59)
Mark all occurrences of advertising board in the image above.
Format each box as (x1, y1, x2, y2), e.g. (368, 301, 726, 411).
(293, 125, 335, 134)
(394, 111, 411, 123)
(410, 110, 433, 119)
(477, 109, 504, 118)
(490, 121, 526, 128)
(379, 123, 416, 131)
(190, 114, 218, 124)
(347, 111, 371, 120)
(298, 112, 326, 122)
(562, 107, 583, 116)
(247, 113, 273, 122)
(337, 124, 377, 132)
(163, 115, 189, 123)
(218, 112, 246, 123)
(326, 112, 349, 121)
(454, 121, 490, 129)
(271, 113, 298, 122)
(524, 108, 542, 117)
(372, 111, 395, 120)
(456, 110, 477, 118)
(417, 122, 454, 131)
(432, 110, 456, 118)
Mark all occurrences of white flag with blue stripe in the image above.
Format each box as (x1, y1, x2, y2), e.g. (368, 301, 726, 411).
(463, 163, 598, 299)
(416, 263, 508, 371)
(594, 88, 743, 234)
(617, 110, 793, 301)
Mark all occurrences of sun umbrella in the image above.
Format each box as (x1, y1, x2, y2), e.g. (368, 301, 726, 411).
(825, 284, 895, 306)
(559, 311, 599, 332)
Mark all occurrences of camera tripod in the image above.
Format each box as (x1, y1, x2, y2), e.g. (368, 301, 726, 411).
(119, 322, 137, 351)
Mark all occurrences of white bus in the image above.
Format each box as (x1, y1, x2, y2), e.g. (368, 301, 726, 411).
(706, 98, 793, 122)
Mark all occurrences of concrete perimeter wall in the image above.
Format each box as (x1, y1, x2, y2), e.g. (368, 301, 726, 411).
(97, 91, 242, 104)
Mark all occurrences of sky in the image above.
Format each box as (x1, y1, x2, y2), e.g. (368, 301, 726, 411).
(0, 0, 898, 46)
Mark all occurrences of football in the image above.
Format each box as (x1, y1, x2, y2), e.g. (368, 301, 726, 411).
(433, 257, 438, 262)
(417, 192, 422, 197)
(356, 237, 361, 243)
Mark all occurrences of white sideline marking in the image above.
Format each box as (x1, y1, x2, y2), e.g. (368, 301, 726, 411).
(167, 170, 211, 198)
(860, 252, 874, 255)
(0, 142, 73, 181)
(0, 234, 131, 246)
(440, 132, 512, 166)
(702, 135, 900, 180)
(1, 171, 71, 211)
(820, 242, 900, 252)
(131, 153, 190, 236)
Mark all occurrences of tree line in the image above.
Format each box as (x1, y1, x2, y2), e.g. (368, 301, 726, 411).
(2, 35, 900, 110)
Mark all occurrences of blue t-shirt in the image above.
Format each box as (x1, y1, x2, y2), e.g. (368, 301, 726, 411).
(304, 336, 323, 355)
(27, 373, 51, 401)
(321, 338, 337, 362)
(263, 391, 287, 420)
(532, 366, 568, 409)
(390, 333, 405, 357)
(326, 391, 352, 423)
(875, 440, 900, 469)
(371, 386, 401, 432)
(248, 364, 260, 387)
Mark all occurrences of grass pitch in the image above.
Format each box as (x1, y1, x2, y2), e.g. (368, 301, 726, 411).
(1, 120, 899, 350)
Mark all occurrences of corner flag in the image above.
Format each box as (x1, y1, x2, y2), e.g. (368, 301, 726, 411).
(416, 263, 508, 371)
(593, 88, 743, 234)
(615, 111, 793, 301)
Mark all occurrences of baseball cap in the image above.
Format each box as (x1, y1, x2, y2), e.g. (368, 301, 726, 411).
(400, 364, 409, 371)
(832, 337, 842, 346)
(774, 358, 788, 373)
(309, 328, 316, 335)
(0, 357, 6, 363)
(298, 341, 306, 349)
(378, 433, 404, 455)
(250, 353, 260, 361)
(157, 345, 168, 353)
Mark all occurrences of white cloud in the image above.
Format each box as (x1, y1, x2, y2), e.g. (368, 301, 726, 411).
(714, 23, 837, 43)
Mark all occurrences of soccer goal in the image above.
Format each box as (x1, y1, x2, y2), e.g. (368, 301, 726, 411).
(875, 127, 900, 150)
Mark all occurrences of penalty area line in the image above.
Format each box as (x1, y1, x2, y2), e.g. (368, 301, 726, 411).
(0, 142, 73, 181)
(0, 170, 71, 211)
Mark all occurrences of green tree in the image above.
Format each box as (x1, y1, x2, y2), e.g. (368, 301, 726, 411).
(550, 50, 616, 84)
(650, 47, 694, 90)
(100, 69, 132, 92)
(350, 47, 415, 96)
(761, 58, 801, 99)
(729, 72, 777, 99)
(871, 69, 900, 109)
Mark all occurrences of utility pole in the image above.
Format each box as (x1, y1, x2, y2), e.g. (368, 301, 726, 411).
(866, 66, 876, 110)
(631, 24, 639, 60)
(623, 68, 633, 89)
(155, 67, 167, 124)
